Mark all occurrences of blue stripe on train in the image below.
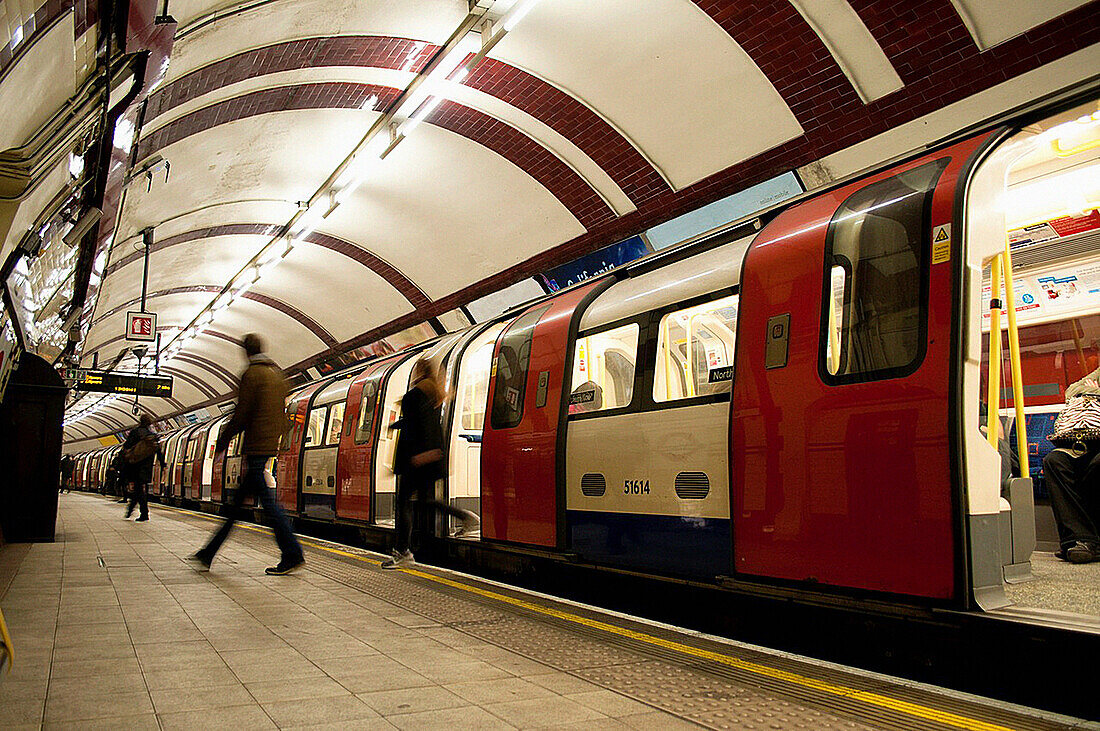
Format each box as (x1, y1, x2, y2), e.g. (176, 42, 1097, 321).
(567, 510, 731, 579)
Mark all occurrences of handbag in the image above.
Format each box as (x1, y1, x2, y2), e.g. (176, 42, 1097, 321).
(1049, 394, 1100, 444)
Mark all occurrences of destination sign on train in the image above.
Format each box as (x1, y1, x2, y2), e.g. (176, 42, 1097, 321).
(69, 369, 173, 397)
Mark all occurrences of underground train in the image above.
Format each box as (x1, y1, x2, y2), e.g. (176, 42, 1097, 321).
(71, 93, 1100, 612)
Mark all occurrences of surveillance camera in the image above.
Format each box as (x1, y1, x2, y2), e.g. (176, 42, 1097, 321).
(62, 207, 102, 247)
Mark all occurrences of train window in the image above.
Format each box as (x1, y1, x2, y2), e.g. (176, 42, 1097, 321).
(325, 402, 345, 445)
(355, 377, 381, 444)
(490, 306, 550, 429)
(825, 266, 846, 375)
(305, 407, 326, 447)
(653, 294, 739, 402)
(459, 341, 495, 430)
(570, 323, 639, 414)
(228, 433, 241, 457)
(821, 159, 947, 381)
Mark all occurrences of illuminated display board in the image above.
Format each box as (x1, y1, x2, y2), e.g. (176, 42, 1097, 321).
(68, 369, 173, 397)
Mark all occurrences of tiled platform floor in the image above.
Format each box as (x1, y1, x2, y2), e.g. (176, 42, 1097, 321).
(0, 494, 692, 730)
(1, 494, 1092, 731)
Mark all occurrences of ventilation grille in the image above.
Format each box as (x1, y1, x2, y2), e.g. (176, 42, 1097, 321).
(675, 471, 709, 499)
(1006, 230, 1100, 270)
(580, 473, 606, 497)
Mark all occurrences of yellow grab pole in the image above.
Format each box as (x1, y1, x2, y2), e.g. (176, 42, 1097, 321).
(1001, 242, 1029, 479)
(986, 255, 1003, 449)
(0, 606, 13, 671)
(1071, 318, 1087, 374)
(828, 271, 842, 374)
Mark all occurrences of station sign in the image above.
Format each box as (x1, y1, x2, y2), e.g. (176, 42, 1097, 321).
(70, 369, 173, 397)
(126, 311, 157, 342)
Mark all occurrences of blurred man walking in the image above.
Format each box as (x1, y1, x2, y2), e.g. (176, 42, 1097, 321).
(192, 334, 304, 575)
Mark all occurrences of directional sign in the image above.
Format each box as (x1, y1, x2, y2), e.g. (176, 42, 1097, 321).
(72, 370, 173, 397)
(126, 311, 156, 342)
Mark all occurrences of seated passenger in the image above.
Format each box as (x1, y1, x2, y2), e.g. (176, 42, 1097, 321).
(569, 380, 603, 414)
(1042, 366, 1100, 564)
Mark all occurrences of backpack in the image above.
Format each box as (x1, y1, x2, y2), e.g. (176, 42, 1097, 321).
(124, 434, 157, 464)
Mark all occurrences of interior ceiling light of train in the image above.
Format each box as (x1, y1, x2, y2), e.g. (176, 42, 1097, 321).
(0, 0, 1094, 444)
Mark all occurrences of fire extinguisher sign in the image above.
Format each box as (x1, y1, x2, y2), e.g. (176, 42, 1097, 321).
(126, 311, 156, 342)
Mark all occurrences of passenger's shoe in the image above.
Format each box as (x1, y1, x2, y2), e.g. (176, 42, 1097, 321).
(381, 549, 413, 569)
(116, 498, 127, 503)
(1065, 541, 1098, 564)
(453, 511, 480, 538)
(265, 558, 304, 575)
(135, 515, 148, 522)
(189, 551, 212, 571)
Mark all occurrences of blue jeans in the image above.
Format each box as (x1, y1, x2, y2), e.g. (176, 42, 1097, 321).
(200, 455, 303, 564)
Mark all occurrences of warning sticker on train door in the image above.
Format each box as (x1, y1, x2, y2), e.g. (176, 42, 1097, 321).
(931, 224, 951, 264)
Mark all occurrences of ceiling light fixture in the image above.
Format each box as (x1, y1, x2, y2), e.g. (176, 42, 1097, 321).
(501, 0, 541, 31)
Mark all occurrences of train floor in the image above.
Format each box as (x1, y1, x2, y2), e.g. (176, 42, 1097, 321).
(0, 494, 1094, 731)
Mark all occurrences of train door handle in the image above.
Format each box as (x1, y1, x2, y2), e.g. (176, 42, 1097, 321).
(535, 370, 549, 408)
(328, 476, 335, 488)
(306, 475, 313, 486)
(765, 313, 791, 370)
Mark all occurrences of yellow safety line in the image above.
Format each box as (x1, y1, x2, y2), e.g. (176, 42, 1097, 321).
(155, 500, 1010, 731)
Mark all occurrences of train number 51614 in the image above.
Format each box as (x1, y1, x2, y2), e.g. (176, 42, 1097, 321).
(624, 480, 650, 495)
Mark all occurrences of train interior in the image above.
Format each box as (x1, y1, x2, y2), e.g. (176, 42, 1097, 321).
(972, 98, 1100, 620)
(373, 352, 419, 527)
(445, 322, 504, 532)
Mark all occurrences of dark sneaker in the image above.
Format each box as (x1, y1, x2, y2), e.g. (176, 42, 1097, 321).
(135, 515, 148, 522)
(1066, 541, 1098, 564)
(381, 549, 413, 569)
(265, 558, 304, 575)
(189, 552, 212, 571)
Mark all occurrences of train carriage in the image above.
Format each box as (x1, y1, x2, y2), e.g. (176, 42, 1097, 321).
(71, 93, 1100, 614)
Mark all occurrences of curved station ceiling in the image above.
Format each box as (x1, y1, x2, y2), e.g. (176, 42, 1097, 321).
(0, 0, 1096, 447)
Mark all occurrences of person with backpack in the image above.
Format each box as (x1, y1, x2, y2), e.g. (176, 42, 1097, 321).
(121, 414, 166, 521)
(59, 454, 74, 493)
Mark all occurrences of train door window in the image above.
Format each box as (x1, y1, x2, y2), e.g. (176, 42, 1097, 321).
(825, 266, 846, 375)
(228, 433, 241, 457)
(305, 407, 326, 447)
(355, 377, 381, 443)
(822, 159, 947, 381)
(653, 294, 739, 402)
(490, 306, 550, 429)
(569, 323, 639, 414)
(325, 402, 345, 446)
(459, 340, 497, 431)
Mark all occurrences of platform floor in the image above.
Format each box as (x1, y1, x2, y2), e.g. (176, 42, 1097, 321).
(0, 494, 1091, 730)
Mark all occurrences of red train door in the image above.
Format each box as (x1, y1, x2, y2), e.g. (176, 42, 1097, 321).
(336, 358, 393, 522)
(211, 424, 226, 503)
(190, 425, 209, 499)
(277, 383, 325, 513)
(731, 135, 992, 600)
(481, 280, 608, 547)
